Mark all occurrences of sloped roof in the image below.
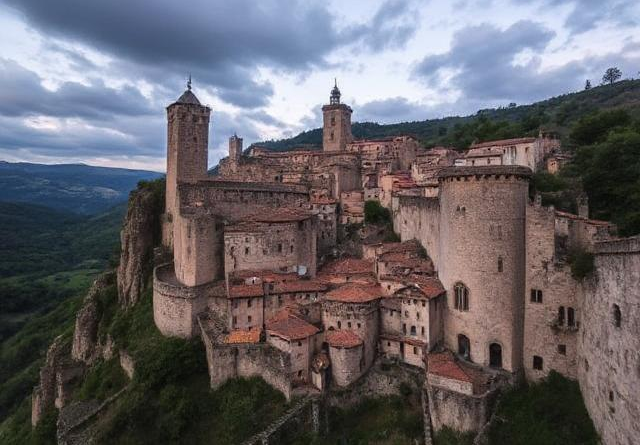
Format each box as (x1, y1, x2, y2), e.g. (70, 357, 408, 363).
(326, 329, 362, 348)
(325, 284, 384, 303)
(176, 89, 201, 105)
(266, 310, 319, 340)
(470, 137, 536, 148)
(224, 329, 261, 344)
(320, 258, 373, 275)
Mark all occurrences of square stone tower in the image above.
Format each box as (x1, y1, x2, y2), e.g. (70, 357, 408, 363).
(165, 82, 211, 221)
(229, 134, 243, 161)
(322, 80, 353, 152)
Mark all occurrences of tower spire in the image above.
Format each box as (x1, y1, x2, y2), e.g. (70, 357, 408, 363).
(187, 74, 192, 91)
(330, 78, 341, 105)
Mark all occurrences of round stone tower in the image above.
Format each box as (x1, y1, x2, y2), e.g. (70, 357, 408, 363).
(437, 165, 531, 373)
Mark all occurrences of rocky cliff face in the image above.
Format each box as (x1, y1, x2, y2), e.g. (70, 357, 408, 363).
(71, 273, 114, 364)
(31, 336, 70, 426)
(117, 184, 163, 307)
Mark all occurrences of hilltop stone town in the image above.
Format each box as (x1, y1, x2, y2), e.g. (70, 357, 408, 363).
(146, 81, 640, 444)
(29, 81, 638, 445)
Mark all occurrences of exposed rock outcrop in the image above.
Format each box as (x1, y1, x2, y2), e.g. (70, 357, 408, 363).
(31, 335, 70, 426)
(71, 273, 113, 364)
(117, 184, 163, 307)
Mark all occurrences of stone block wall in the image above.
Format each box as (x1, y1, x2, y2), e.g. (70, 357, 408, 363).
(393, 196, 440, 268)
(438, 167, 530, 373)
(329, 344, 364, 387)
(322, 300, 379, 369)
(578, 236, 640, 445)
(224, 219, 316, 278)
(153, 263, 220, 338)
(426, 382, 499, 433)
(173, 213, 223, 287)
(524, 203, 580, 380)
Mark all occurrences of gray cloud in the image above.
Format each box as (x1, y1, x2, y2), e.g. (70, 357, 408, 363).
(511, 0, 639, 35)
(356, 97, 432, 123)
(3, 0, 417, 109)
(0, 59, 154, 119)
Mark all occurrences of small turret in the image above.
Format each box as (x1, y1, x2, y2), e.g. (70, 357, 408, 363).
(330, 78, 341, 105)
(229, 133, 243, 161)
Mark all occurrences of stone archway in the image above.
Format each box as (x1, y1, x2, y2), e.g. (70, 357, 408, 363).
(458, 334, 471, 360)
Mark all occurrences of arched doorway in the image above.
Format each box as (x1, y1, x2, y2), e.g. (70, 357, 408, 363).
(489, 343, 502, 368)
(458, 334, 470, 360)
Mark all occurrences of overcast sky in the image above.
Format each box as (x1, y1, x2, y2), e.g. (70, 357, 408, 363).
(0, 0, 638, 172)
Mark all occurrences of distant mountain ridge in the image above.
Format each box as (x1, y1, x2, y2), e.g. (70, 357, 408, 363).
(251, 79, 640, 152)
(0, 161, 162, 214)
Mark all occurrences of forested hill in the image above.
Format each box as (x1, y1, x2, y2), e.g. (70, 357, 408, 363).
(0, 161, 162, 214)
(253, 79, 640, 152)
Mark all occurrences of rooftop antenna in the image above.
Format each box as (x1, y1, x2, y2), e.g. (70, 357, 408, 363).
(334, 77, 337, 88)
(187, 74, 192, 91)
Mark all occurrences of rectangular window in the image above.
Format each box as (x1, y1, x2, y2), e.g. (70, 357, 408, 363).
(558, 344, 566, 355)
(247, 315, 252, 323)
(530, 289, 543, 303)
(232, 316, 237, 327)
(247, 299, 252, 308)
(533, 355, 543, 370)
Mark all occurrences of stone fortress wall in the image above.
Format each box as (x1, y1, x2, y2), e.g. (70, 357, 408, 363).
(152, 81, 639, 445)
(578, 236, 640, 445)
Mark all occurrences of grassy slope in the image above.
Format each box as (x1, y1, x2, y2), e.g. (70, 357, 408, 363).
(253, 79, 640, 152)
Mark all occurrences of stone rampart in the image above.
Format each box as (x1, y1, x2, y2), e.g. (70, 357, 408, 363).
(198, 312, 293, 400)
(578, 236, 640, 445)
(152, 263, 223, 338)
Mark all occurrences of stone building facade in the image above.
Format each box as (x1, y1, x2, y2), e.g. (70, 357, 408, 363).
(151, 83, 637, 444)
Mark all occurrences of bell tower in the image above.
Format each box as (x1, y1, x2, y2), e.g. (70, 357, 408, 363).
(322, 79, 353, 152)
(165, 78, 211, 222)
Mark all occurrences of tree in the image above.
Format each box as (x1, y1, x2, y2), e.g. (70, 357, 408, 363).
(584, 79, 591, 90)
(602, 67, 622, 85)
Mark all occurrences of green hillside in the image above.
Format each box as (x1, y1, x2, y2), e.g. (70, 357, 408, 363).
(0, 162, 162, 214)
(254, 79, 640, 151)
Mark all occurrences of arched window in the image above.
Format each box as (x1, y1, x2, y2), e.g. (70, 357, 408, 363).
(613, 304, 621, 328)
(410, 326, 416, 336)
(558, 306, 565, 325)
(458, 334, 471, 360)
(489, 343, 502, 368)
(567, 307, 575, 327)
(454, 283, 469, 311)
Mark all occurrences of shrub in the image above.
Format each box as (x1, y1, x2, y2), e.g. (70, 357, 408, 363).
(364, 200, 391, 225)
(569, 248, 595, 280)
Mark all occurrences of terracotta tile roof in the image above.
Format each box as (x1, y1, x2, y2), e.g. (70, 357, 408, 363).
(470, 137, 537, 149)
(325, 284, 384, 303)
(326, 329, 362, 348)
(266, 310, 319, 340)
(407, 275, 445, 299)
(224, 329, 261, 344)
(228, 284, 264, 299)
(427, 352, 473, 383)
(320, 258, 373, 275)
(271, 279, 328, 294)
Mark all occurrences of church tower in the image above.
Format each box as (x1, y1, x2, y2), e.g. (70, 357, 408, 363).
(165, 79, 211, 223)
(322, 80, 353, 152)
